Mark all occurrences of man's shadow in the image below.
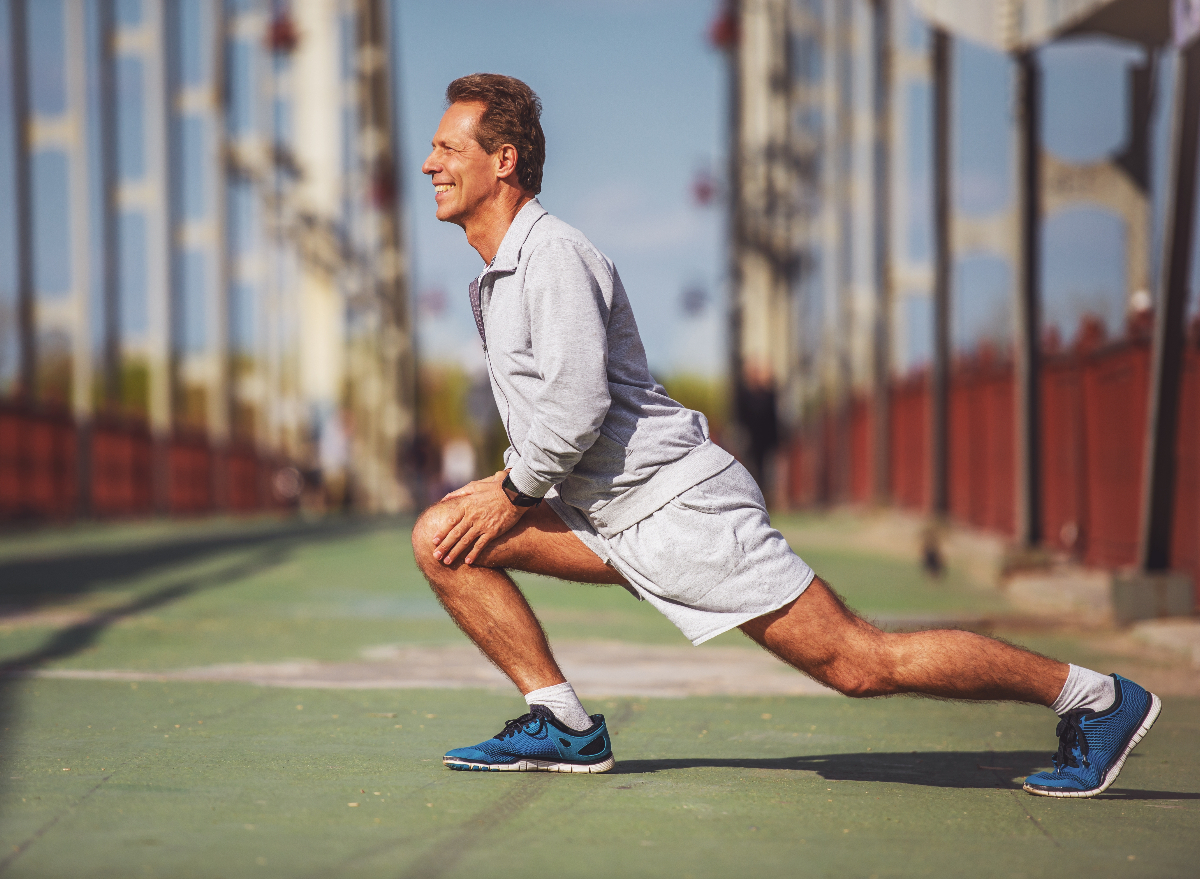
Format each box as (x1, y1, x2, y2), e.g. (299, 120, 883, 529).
(613, 752, 1200, 800)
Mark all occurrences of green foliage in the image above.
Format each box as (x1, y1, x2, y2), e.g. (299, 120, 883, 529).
(418, 365, 473, 449)
(659, 373, 730, 439)
(120, 358, 150, 418)
(417, 364, 506, 477)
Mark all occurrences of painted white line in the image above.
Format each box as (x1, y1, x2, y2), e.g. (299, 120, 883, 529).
(21, 640, 838, 698)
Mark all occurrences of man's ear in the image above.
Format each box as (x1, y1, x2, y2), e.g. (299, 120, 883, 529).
(495, 143, 519, 180)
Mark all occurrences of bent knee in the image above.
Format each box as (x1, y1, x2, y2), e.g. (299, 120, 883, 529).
(817, 645, 896, 698)
(826, 668, 891, 699)
(411, 505, 453, 571)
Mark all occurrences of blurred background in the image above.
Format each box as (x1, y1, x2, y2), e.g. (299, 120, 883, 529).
(0, 0, 1197, 598)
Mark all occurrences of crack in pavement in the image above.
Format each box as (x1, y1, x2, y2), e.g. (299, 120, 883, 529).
(982, 765, 1059, 847)
(0, 773, 113, 875)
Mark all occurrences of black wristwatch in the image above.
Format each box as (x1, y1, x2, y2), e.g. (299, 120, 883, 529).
(502, 473, 542, 507)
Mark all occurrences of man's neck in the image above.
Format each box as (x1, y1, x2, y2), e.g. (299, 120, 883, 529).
(464, 190, 535, 264)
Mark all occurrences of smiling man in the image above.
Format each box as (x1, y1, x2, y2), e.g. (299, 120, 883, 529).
(411, 73, 1159, 797)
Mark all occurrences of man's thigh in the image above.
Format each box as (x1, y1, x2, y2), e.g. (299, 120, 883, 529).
(739, 577, 880, 672)
(472, 501, 627, 585)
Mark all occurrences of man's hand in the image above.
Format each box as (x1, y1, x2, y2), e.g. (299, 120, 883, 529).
(432, 470, 529, 566)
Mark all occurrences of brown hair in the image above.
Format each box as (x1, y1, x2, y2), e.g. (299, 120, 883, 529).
(446, 74, 545, 195)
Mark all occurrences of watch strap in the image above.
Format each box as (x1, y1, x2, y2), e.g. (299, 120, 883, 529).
(502, 473, 542, 507)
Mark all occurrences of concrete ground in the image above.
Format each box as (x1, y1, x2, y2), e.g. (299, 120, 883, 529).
(0, 512, 1196, 878)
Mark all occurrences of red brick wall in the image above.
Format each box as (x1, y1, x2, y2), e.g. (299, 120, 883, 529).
(0, 404, 77, 520)
(169, 433, 214, 514)
(889, 373, 929, 512)
(1172, 346, 1200, 604)
(1081, 339, 1150, 568)
(91, 418, 154, 516)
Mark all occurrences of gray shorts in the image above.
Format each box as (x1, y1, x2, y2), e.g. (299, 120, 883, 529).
(545, 460, 815, 645)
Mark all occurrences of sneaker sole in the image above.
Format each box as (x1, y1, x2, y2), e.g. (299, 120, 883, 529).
(443, 755, 615, 773)
(1023, 692, 1162, 798)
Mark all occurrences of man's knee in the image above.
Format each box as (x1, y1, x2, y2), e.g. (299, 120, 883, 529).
(411, 504, 453, 574)
(823, 662, 891, 698)
(818, 636, 896, 698)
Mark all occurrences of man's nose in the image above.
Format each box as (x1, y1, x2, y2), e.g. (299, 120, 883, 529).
(421, 152, 437, 175)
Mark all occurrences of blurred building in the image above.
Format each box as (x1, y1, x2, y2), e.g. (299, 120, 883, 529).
(0, 0, 414, 517)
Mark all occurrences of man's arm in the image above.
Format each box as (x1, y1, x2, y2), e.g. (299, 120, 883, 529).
(431, 240, 613, 565)
(506, 238, 614, 497)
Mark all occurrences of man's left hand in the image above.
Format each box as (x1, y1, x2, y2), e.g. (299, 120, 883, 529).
(432, 470, 530, 566)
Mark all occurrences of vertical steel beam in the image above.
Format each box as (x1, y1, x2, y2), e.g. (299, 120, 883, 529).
(724, 0, 744, 441)
(98, 0, 121, 408)
(357, 0, 416, 511)
(1014, 50, 1043, 547)
(143, 0, 173, 511)
(833, 0, 854, 505)
(1140, 39, 1200, 571)
(9, 0, 35, 401)
(929, 27, 951, 517)
(65, 0, 93, 513)
(871, 0, 893, 504)
(817, 0, 842, 505)
(206, 1, 231, 509)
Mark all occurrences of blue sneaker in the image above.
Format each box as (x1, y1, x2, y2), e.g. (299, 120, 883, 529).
(1023, 674, 1161, 798)
(443, 705, 615, 773)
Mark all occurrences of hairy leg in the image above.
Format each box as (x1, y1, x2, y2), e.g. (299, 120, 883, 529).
(411, 500, 624, 694)
(740, 578, 1068, 704)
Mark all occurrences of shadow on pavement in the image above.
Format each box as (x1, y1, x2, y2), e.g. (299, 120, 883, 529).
(613, 751, 1200, 798)
(0, 516, 394, 614)
(0, 516, 398, 675)
(0, 515, 401, 837)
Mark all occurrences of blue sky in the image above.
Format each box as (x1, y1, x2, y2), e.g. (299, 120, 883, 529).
(0, 0, 1193, 385)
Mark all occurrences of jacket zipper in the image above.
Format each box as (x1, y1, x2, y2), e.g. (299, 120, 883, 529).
(478, 270, 516, 450)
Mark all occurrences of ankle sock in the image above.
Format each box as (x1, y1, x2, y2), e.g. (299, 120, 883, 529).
(525, 682, 591, 731)
(1051, 664, 1116, 716)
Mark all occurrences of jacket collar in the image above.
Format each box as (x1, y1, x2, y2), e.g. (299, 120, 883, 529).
(486, 198, 548, 276)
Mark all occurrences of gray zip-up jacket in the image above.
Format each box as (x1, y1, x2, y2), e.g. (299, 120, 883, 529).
(475, 199, 733, 539)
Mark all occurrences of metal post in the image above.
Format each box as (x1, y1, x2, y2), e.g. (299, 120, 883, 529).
(818, 0, 841, 506)
(1014, 50, 1043, 547)
(357, 0, 416, 511)
(207, 1, 231, 510)
(66, 0, 93, 514)
(143, 0, 174, 511)
(99, 0, 121, 409)
(9, 0, 35, 401)
(930, 27, 951, 517)
(871, 0, 893, 504)
(1139, 38, 1200, 571)
(834, 0, 854, 505)
(726, 0, 744, 447)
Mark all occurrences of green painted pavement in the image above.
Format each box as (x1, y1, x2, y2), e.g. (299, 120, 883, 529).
(2, 682, 1197, 878)
(0, 515, 1010, 675)
(0, 516, 1196, 877)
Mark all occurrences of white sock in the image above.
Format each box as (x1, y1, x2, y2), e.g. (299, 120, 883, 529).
(525, 682, 591, 731)
(1050, 664, 1116, 716)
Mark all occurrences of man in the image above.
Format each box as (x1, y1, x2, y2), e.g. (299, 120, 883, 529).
(413, 73, 1159, 796)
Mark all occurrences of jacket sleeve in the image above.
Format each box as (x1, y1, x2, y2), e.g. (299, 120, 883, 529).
(505, 239, 613, 497)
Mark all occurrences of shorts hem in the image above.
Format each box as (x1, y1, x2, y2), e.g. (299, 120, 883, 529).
(685, 566, 817, 647)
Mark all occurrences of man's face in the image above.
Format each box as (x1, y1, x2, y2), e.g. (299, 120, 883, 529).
(421, 101, 498, 227)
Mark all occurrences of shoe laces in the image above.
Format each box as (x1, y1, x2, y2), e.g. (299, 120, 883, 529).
(496, 705, 552, 741)
(1052, 711, 1091, 771)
